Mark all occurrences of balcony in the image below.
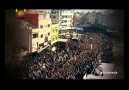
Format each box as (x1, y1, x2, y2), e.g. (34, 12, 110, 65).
(61, 17, 71, 20)
(60, 22, 68, 25)
(61, 12, 73, 16)
(51, 13, 58, 15)
(61, 22, 72, 26)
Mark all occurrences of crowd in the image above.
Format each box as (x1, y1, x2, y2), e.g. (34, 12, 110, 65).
(12, 32, 113, 79)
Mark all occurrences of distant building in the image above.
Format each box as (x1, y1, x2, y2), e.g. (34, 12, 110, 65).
(73, 13, 78, 27)
(51, 9, 74, 31)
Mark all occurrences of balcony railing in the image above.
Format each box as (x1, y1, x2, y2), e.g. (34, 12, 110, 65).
(61, 18, 71, 20)
(61, 13, 73, 16)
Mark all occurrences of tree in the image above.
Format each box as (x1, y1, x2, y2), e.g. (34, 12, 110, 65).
(79, 14, 87, 25)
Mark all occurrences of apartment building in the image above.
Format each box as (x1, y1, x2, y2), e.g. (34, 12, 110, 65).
(73, 13, 78, 27)
(51, 23, 59, 45)
(19, 10, 51, 53)
(51, 9, 74, 32)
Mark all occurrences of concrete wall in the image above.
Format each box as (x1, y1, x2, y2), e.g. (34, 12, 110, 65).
(20, 28, 32, 52)
(5, 10, 24, 51)
(73, 13, 78, 27)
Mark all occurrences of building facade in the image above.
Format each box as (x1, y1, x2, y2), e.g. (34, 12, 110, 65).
(51, 9, 74, 31)
(73, 13, 78, 27)
(51, 24, 59, 45)
(19, 10, 51, 53)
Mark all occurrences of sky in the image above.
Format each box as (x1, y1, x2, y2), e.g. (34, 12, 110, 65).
(34, 9, 112, 13)
(74, 9, 111, 13)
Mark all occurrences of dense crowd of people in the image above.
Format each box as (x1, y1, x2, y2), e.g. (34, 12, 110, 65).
(8, 32, 113, 79)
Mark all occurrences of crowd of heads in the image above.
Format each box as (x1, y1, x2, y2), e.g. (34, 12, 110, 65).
(14, 32, 113, 79)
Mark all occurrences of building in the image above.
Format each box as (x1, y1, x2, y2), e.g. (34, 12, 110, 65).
(73, 13, 78, 27)
(19, 10, 51, 53)
(51, 23, 59, 45)
(51, 9, 74, 33)
(50, 9, 60, 24)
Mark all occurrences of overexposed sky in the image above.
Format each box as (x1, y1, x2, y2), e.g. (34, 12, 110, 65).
(33, 9, 112, 13)
(74, 9, 109, 13)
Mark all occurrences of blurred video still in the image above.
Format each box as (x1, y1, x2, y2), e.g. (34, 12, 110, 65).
(5, 9, 124, 79)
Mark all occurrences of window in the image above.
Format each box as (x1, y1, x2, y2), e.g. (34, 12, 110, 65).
(53, 30, 54, 33)
(48, 24, 50, 27)
(53, 38, 54, 41)
(40, 25, 43, 29)
(48, 32, 50, 36)
(56, 29, 57, 33)
(39, 44, 42, 47)
(53, 16, 56, 18)
(56, 36, 57, 40)
(41, 34, 43, 38)
(33, 33, 38, 38)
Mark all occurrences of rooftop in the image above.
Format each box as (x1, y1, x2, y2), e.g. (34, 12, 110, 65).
(26, 10, 36, 14)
